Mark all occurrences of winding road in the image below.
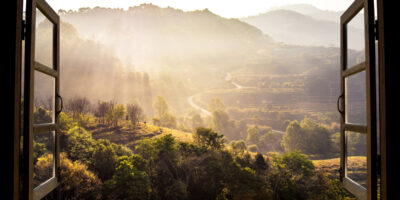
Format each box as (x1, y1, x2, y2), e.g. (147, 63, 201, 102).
(187, 73, 286, 135)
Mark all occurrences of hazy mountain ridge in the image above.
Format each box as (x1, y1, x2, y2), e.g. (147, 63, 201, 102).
(268, 4, 363, 29)
(35, 21, 153, 112)
(241, 5, 364, 49)
(59, 4, 273, 72)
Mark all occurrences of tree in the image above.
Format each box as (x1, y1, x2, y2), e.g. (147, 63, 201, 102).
(230, 140, 246, 156)
(105, 104, 126, 127)
(58, 112, 76, 131)
(64, 126, 96, 166)
(104, 155, 151, 200)
(67, 96, 91, 120)
(193, 127, 224, 149)
(35, 153, 102, 200)
(246, 126, 260, 145)
(127, 102, 144, 128)
(153, 96, 168, 118)
(281, 119, 335, 158)
(94, 101, 113, 124)
(281, 120, 305, 153)
(33, 106, 52, 124)
(259, 131, 283, 153)
(253, 153, 268, 175)
(113, 104, 126, 127)
(91, 139, 118, 181)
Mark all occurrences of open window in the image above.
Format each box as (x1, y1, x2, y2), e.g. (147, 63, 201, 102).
(22, 0, 61, 199)
(339, 0, 377, 199)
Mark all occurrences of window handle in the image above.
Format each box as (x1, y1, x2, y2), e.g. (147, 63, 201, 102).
(56, 93, 63, 115)
(337, 93, 344, 115)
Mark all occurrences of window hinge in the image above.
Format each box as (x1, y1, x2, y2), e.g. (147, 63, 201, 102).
(374, 19, 379, 41)
(22, 20, 26, 41)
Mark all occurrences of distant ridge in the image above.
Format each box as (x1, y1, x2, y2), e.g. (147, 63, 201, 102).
(241, 8, 364, 49)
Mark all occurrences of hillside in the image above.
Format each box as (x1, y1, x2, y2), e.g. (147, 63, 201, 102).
(59, 4, 273, 72)
(241, 9, 364, 48)
(87, 120, 193, 150)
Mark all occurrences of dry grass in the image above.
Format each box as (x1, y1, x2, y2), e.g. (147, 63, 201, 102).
(313, 156, 367, 187)
(87, 119, 193, 150)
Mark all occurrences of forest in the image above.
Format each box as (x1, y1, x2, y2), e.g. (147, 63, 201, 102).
(32, 3, 367, 199)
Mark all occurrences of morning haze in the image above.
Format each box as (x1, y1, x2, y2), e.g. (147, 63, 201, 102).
(33, 2, 366, 199)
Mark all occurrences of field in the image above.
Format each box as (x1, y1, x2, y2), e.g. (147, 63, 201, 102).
(86, 117, 193, 150)
(314, 156, 367, 187)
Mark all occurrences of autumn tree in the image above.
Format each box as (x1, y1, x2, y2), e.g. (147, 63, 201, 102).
(35, 153, 102, 200)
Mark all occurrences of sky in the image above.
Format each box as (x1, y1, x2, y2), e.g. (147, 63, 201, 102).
(46, 0, 354, 18)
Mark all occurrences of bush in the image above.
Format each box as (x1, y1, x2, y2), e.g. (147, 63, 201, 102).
(35, 153, 102, 200)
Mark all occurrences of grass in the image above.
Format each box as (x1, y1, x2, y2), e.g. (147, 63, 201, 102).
(313, 156, 367, 187)
(86, 118, 193, 150)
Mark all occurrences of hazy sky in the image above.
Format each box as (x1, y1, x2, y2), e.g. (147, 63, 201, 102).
(47, 0, 354, 18)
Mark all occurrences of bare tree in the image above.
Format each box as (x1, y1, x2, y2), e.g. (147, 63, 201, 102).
(94, 101, 113, 124)
(66, 96, 91, 121)
(126, 103, 144, 129)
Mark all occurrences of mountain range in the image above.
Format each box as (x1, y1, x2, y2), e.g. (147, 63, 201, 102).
(241, 4, 364, 49)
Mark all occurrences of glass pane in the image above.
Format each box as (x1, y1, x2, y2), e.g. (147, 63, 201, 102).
(345, 71, 366, 125)
(34, 71, 55, 124)
(35, 8, 54, 68)
(345, 131, 367, 188)
(346, 9, 365, 69)
(33, 131, 55, 188)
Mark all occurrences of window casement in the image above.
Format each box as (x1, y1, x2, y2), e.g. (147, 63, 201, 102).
(22, 0, 61, 199)
(339, 0, 377, 199)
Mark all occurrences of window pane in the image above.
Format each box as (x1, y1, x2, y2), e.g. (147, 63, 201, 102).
(33, 131, 55, 188)
(346, 9, 365, 69)
(35, 8, 54, 68)
(345, 131, 367, 188)
(345, 71, 366, 125)
(34, 71, 55, 124)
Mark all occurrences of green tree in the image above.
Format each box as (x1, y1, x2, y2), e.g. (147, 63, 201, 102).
(64, 126, 96, 166)
(104, 155, 151, 200)
(247, 126, 260, 145)
(33, 107, 52, 124)
(193, 127, 225, 149)
(58, 112, 76, 131)
(259, 131, 283, 152)
(153, 95, 168, 118)
(91, 139, 118, 181)
(113, 104, 126, 127)
(281, 121, 305, 153)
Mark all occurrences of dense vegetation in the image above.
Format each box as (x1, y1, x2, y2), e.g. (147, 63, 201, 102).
(32, 105, 360, 200)
(30, 4, 369, 199)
